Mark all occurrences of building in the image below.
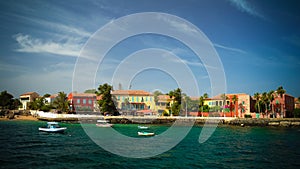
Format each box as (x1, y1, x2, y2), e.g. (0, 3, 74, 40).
(44, 94, 58, 105)
(155, 95, 172, 115)
(111, 90, 155, 115)
(203, 93, 255, 117)
(272, 94, 294, 118)
(19, 92, 39, 110)
(295, 98, 300, 109)
(68, 93, 97, 112)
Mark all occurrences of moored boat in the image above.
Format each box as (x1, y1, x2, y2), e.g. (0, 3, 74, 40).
(138, 131, 155, 136)
(38, 122, 67, 133)
(96, 120, 113, 127)
(138, 126, 149, 129)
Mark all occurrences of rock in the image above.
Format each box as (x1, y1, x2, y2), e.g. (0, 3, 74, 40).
(280, 121, 291, 127)
(268, 122, 280, 126)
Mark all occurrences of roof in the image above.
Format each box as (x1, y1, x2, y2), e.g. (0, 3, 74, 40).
(157, 95, 171, 101)
(208, 93, 249, 100)
(68, 93, 97, 98)
(111, 90, 153, 96)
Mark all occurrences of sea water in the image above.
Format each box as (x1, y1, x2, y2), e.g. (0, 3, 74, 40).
(0, 120, 300, 169)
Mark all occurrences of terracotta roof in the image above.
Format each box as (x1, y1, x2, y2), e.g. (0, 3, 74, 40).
(111, 90, 152, 96)
(209, 93, 249, 100)
(157, 95, 171, 101)
(68, 93, 97, 97)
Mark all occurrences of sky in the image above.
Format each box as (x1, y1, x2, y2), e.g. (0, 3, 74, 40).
(0, 0, 299, 98)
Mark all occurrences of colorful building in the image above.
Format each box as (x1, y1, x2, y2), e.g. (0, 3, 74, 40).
(111, 90, 155, 113)
(68, 93, 97, 112)
(19, 92, 39, 110)
(203, 93, 255, 117)
(155, 95, 172, 115)
(272, 94, 294, 118)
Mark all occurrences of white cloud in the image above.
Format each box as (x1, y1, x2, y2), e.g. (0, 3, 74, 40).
(228, 0, 265, 19)
(14, 33, 82, 57)
(214, 43, 247, 54)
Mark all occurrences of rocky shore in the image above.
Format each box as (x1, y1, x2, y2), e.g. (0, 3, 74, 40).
(102, 116, 300, 127)
(2, 111, 300, 127)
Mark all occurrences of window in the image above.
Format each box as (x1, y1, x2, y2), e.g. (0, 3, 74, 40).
(77, 99, 80, 104)
(132, 96, 134, 102)
(83, 99, 86, 104)
(146, 97, 148, 101)
(118, 96, 120, 100)
(88, 99, 92, 104)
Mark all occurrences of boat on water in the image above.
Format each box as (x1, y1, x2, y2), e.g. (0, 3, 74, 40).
(138, 131, 155, 136)
(96, 120, 113, 127)
(138, 125, 149, 129)
(38, 122, 67, 133)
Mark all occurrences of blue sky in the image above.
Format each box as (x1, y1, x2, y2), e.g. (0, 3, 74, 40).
(0, 0, 299, 98)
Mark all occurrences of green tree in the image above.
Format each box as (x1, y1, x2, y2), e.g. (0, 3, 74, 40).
(29, 97, 45, 110)
(84, 89, 96, 94)
(153, 90, 163, 104)
(53, 92, 69, 113)
(0, 91, 14, 109)
(168, 88, 182, 116)
(232, 95, 238, 117)
(96, 83, 118, 116)
(199, 93, 209, 115)
(267, 90, 275, 117)
(254, 92, 261, 114)
(276, 86, 286, 117)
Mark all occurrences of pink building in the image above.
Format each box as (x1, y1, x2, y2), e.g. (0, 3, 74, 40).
(271, 94, 294, 118)
(68, 93, 97, 112)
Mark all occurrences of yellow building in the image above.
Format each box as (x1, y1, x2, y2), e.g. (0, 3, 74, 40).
(155, 95, 173, 115)
(111, 90, 155, 112)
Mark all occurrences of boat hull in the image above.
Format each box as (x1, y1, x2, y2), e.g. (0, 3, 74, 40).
(138, 131, 155, 136)
(38, 127, 67, 133)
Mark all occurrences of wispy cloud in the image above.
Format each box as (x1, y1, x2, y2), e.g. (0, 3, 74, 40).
(13, 34, 82, 57)
(228, 0, 265, 19)
(214, 43, 247, 54)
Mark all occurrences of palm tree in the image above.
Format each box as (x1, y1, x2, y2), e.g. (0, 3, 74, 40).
(220, 93, 227, 117)
(199, 93, 208, 117)
(276, 86, 286, 117)
(254, 92, 261, 115)
(232, 95, 238, 117)
(53, 92, 70, 113)
(261, 92, 268, 118)
(267, 90, 275, 118)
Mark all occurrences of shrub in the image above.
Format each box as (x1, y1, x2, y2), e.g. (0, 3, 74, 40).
(244, 114, 252, 118)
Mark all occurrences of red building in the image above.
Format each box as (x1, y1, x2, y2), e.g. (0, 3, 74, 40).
(68, 93, 97, 112)
(272, 94, 294, 118)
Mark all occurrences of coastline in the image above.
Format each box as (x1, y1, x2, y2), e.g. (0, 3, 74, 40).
(1, 114, 300, 127)
(0, 115, 38, 121)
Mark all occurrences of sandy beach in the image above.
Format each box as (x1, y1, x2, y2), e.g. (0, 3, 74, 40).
(0, 115, 38, 121)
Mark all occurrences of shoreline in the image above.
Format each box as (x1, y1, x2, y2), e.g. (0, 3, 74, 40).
(0, 115, 38, 121)
(1, 115, 300, 127)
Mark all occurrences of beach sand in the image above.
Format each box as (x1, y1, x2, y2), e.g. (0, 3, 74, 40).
(0, 115, 38, 121)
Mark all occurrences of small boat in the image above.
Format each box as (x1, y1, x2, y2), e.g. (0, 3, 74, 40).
(39, 122, 67, 133)
(138, 131, 155, 136)
(138, 126, 149, 129)
(96, 120, 113, 127)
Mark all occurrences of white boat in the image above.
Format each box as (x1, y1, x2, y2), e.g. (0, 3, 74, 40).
(138, 126, 149, 129)
(96, 120, 113, 127)
(39, 122, 67, 133)
(138, 131, 155, 136)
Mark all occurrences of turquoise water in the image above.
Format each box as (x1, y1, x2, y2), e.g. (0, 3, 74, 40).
(0, 121, 300, 169)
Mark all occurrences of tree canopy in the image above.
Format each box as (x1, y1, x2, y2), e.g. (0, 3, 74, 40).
(0, 91, 21, 110)
(96, 83, 118, 116)
(52, 92, 69, 113)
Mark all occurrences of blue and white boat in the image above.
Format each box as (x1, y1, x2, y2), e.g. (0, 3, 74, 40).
(39, 122, 67, 133)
